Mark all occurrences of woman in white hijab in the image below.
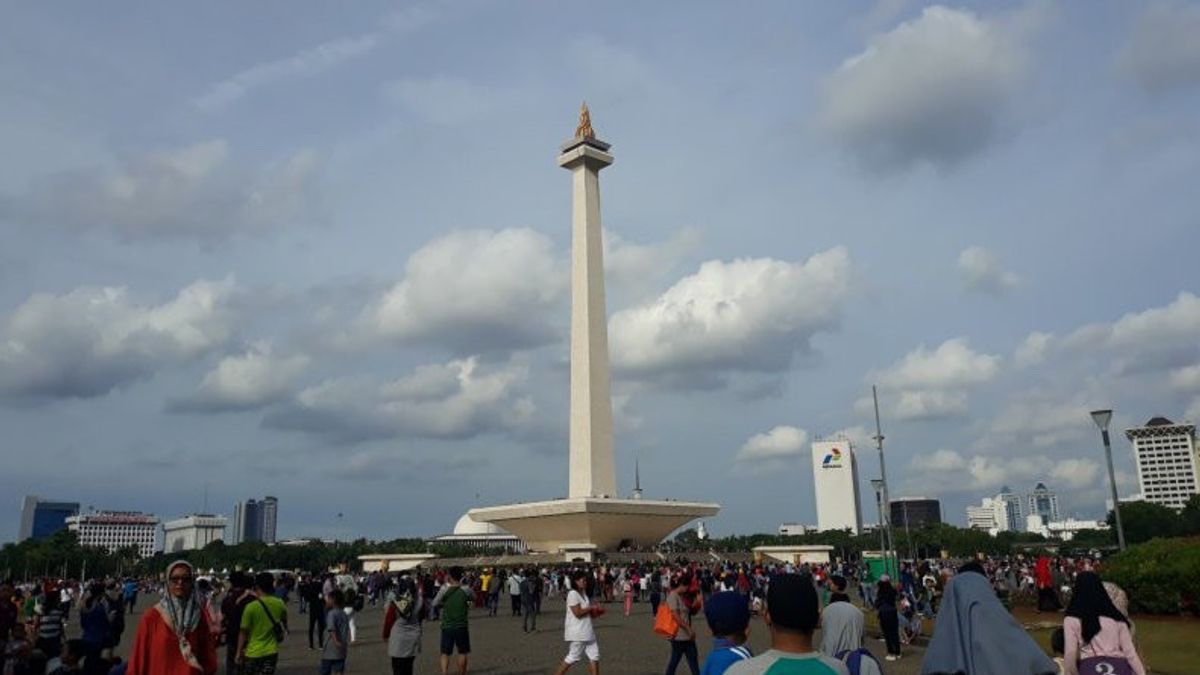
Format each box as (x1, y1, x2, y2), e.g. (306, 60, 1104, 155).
(126, 560, 218, 675)
(819, 575, 883, 675)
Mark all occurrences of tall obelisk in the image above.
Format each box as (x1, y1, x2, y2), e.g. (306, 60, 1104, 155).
(558, 103, 617, 499)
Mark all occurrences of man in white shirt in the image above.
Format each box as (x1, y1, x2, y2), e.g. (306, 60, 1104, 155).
(553, 570, 601, 675)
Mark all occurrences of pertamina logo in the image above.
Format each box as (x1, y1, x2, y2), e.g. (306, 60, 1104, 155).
(821, 447, 843, 468)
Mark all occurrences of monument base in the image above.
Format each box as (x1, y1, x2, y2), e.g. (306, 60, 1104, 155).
(467, 497, 720, 554)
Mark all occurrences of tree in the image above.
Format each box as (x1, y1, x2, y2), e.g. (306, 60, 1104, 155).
(1109, 501, 1184, 545)
(1180, 494, 1200, 536)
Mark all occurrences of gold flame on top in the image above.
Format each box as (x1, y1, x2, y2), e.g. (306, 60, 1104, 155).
(575, 102, 595, 139)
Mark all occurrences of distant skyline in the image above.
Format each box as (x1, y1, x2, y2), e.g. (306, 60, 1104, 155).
(2, 1, 1199, 542)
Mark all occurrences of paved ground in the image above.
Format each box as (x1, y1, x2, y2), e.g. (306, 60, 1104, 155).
(204, 595, 923, 675)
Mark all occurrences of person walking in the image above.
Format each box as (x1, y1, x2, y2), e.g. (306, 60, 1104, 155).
(819, 577, 881, 675)
(622, 577, 634, 618)
(1062, 572, 1145, 675)
(219, 572, 253, 675)
(300, 576, 326, 650)
(1036, 557, 1061, 613)
(922, 562, 1058, 675)
(236, 572, 288, 675)
(320, 590, 350, 675)
(431, 566, 471, 675)
(520, 570, 538, 633)
(873, 576, 901, 662)
(126, 560, 219, 675)
(552, 570, 602, 675)
(508, 570, 523, 618)
(664, 574, 700, 675)
(383, 575, 426, 675)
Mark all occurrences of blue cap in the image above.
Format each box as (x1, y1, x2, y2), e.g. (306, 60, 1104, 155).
(704, 591, 750, 636)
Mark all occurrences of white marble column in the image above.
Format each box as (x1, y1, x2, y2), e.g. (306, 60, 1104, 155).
(558, 131, 616, 499)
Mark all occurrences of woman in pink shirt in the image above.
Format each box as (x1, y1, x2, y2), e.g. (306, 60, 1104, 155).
(1063, 572, 1145, 675)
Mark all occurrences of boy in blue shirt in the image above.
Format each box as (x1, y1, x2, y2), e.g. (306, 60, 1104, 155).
(701, 591, 752, 675)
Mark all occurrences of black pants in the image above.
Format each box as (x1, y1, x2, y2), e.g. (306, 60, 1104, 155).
(309, 605, 327, 648)
(665, 640, 699, 675)
(126, 596, 137, 614)
(391, 656, 415, 675)
(522, 600, 537, 631)
(511, 594, 521, 616)
(650, 593, 661, 617)
(1037, 586, 1061, 611)
(879, 607, 901, 656)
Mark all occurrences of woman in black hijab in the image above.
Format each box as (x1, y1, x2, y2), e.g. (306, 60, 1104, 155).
(1062, 572, 1145, 675)
(874, 576, 902, 661)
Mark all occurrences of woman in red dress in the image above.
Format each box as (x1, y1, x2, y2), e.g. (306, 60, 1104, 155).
(127, 560, 219, 675)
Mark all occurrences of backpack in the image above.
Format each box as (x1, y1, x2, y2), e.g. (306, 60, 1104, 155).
(394, 587, 415, 620)
(835, 648, 880, 675)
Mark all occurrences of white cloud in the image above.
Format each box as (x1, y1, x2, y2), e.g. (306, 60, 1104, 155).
(830, 425, 873, 450)
(869, 338, 1000, 421)
(609, 246, 853, 382)
(818, 5, 1031, 171)
(0, 278, 237, 401)
(737, 426, 810, 461)
(604, 228, 700, 302)
(990, 396, 1092, 448)
(264, 356, 533, 443)
(876, 338, 1001, 390)
(13, 141, 319, 240)
(194, 34, 381, 113)
(1061, 292, 1200, 373)
(917, 448, 1101, 493)
(1117, 3, 1200, 94)
(169, 342, 309, 413)
(1015, 331, 1052, 368)
(361, 228, 566, 353)
(957, 246, 1020, 295)
(1170, 364, 1200, 391)
(1186, 397, 1200, 423)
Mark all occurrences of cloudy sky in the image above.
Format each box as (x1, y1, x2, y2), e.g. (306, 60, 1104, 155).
(3, 1, 1199, 542)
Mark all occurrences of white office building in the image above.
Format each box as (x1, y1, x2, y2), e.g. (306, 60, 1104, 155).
(66, 511, 159, 558)
(811, 438, 862, 534)
(162, 514, 228, 553)
(1125, 417, 1199, 510)
(966, 501, 996, 530)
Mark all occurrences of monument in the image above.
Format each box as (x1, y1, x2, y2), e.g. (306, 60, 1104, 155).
(468, 104, 720, 556)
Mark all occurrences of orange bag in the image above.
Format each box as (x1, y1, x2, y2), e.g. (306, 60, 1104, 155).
(653, 603, 678, 638)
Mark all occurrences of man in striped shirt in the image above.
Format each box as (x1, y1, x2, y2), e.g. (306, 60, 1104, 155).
(701, 592, 752, 675)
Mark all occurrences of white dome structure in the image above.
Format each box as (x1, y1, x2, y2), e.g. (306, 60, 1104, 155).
(452, 513, 506, 536)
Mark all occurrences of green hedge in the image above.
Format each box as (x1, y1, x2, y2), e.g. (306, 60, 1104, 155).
(1103, 537, 1200, 614)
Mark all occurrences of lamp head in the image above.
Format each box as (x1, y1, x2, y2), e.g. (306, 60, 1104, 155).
(1090, 409, 1113, 431)
(870, 479, 885, 491)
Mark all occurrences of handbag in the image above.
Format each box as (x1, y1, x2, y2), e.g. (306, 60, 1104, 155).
(653, 603, 678, 639)
(1077, 656, 1134, 675)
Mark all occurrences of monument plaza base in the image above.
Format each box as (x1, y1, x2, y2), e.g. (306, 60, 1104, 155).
(468, 497, 719, 555)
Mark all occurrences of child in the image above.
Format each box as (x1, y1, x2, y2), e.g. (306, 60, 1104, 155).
(320, 590, 349, 675)
(700, 592, 752, 675)
(1050, 627, 1065, 675)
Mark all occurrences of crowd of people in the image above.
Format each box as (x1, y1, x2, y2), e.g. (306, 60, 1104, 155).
(0, 553, 1151, 675)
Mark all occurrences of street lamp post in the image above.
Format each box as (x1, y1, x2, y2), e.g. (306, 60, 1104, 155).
(870, 479, 887, 573)
(1090, 409, 1127, 551)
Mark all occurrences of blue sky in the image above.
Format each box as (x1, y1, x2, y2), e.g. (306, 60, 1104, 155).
(2, 1, 1199, 542)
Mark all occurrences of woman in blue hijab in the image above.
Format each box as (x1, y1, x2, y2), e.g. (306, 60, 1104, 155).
(921, 563, 1057, 675)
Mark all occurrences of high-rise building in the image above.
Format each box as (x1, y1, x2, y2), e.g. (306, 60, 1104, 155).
(163, 514, 228, 553)
(1125, 417, 1199, 510)
(889, 498, 942, 528)
(1027, 483, 1061, 522)
(994, 486, 1023, 532)
(260, 496, 278, 544)
(811, 438, 862, 534)
(231, 496, 278, 544)
(18, 496, 79, 541)
(65, 511, 158, 558)
(966, 501, 995, 530)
